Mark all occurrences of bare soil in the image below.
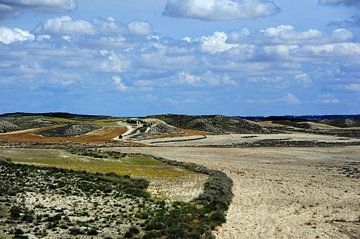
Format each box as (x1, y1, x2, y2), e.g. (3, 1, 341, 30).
(107, 146, 360, 239)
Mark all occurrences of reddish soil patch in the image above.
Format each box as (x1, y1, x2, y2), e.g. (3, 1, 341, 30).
(0, 126, 127, 144)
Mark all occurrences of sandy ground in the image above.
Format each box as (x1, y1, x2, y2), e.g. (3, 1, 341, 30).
(106, 146, 360, 239)
(138, 133, 360, 147)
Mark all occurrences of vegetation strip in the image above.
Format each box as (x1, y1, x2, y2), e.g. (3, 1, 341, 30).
(0, 149, 233, 239)
(143, 156, 234, 239)
(148, 135, 207, 144)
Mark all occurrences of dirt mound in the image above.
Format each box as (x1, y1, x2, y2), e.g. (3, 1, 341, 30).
(146, 124, 182, 136)
(38, 124, 101, 137)
(152, 115, 269, 134)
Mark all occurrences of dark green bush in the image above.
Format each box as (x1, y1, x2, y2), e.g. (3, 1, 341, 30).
(10, 206, 22, 220)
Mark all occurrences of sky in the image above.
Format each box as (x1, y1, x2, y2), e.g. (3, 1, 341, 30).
(0, 0, 359, 116)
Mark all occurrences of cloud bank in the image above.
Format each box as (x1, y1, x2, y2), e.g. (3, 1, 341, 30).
(1, 15, 359, 114)
(163, 0, 280, 20)
(0, 0, 76, 18)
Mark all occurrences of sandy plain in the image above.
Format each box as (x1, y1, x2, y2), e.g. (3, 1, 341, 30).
(104, 146, 360, 239)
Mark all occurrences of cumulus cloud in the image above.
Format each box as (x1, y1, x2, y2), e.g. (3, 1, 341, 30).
(0, 26, 34, 44)
(178, 71, 236, 86)
(331, 28, 353, 41)
(112, 75, 128, 91)
(261, 25, 324, 44)
(1, 20, 359, 112)
(201, 32, 239, 53)
(300, 43, 360, 57)
(0, 0, 76, 18)
(128, 21, 152, 35)
(100, 51, 131, 73)
(163, 0, 280, 20)
(36, 16, 96, 35)
(178, 71, 202, 85)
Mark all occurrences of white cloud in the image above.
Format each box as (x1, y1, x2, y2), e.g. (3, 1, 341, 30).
(295, 73, 312, 85)
(263, 45, 299, 58)
(178, 71, 236, 86)
(128, 21, 152, 35)
(262, 25, 294, 37)
(343, 83, 360, 92)
(0, 26, 34, 44)
(316, 94, 340, 104)
(261, 25, 323, 44)
(228, 28, 251, 42)
(301, 43, 360, 57)
(112, 76, 128, 91)
(100, 51, 131, 73)
(223, 74, 237, 85)
(163, 0, 280, 20)
(178, 71, 202, 85)
(331, 28, 353, 42)
(201, 32, 239, 53)
(0, 3, 13, 17)
(182, 37, 191, 43)
(36, 16, 96, 35)
(92, 17, 123, 34)
(0, 0, 76, 18)
(284, 93, 300, 104)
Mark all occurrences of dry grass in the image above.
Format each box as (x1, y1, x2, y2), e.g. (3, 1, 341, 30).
(148, 128, 210, 140)
(0, 148, 187, 178)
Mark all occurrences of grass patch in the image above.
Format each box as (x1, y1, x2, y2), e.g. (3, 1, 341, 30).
(0, 148, 185, 178)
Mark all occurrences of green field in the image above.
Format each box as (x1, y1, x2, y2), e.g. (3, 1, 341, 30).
(0, 148, 186, 178)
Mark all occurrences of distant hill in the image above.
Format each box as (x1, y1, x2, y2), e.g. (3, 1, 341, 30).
(244, 115, 360, 121)
(244, 115, 360, 128)
(151, 114, 269, 134)
(0, 112, 110, 119)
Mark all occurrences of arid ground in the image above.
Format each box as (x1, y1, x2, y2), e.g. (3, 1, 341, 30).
(1, 113, 360, 238)
(106, 146, 360, 239)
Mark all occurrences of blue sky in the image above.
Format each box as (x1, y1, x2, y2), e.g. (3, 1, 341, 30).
(0, 0, 359, 116)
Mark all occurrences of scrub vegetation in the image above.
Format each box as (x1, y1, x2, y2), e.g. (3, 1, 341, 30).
(0, 148, 233, 239)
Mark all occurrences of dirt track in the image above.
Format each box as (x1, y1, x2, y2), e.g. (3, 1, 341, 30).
(107, 146, 360, 239)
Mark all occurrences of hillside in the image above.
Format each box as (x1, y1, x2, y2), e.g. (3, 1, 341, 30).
(151, 114, 269, 134)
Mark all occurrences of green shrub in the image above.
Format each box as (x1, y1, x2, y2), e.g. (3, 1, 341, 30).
(124, 226, 140, 238)
(10, 206, 22, 220)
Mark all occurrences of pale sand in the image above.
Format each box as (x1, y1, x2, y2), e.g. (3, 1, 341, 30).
(138, 133, 360, 147)
(106, 146, 360, 239)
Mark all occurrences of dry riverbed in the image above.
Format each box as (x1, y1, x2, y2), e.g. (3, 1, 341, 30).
(105, 146, 360, 239)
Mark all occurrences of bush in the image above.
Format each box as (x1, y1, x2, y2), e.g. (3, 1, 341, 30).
(10, 206, 22, 220)
(69, 227, 83, 235)
(124, 226, 139, 238)
(87, 228, 98, 236)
